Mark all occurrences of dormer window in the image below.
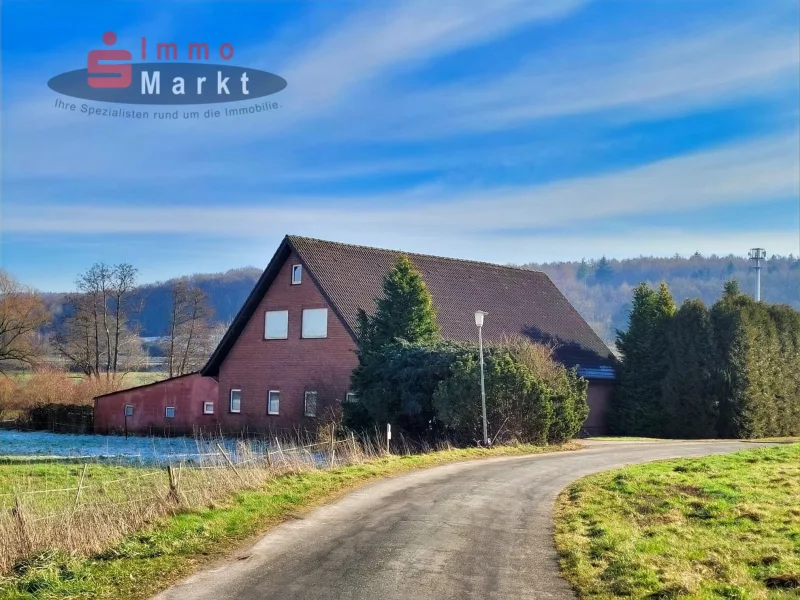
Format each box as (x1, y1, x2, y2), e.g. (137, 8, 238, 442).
(291, 264, 302, 285)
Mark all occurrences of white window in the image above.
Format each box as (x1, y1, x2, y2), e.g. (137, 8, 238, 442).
(264, 310, 289, 339)
(165, 406, 176, 419)
(203, 401, 214, 415)
(304, 391, 318, 417)
(291, 264, 302, 285)
(345, 392, 359, 404)
(124, 405, 134, 417)
(301, 308, 328, 338)
(230, 389, 241, 413)
(268, 390, 280, 415)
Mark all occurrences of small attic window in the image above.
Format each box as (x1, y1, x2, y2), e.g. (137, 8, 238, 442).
(291, 264, 302, 285)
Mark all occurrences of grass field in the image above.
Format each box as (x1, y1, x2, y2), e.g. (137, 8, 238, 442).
(0, 441, 581, 599)
(555, 443, 800, 599)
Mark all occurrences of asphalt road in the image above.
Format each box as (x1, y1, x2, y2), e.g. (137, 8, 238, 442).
(155, 441, 764, 600)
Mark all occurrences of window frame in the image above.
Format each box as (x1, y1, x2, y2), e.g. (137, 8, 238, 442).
(203, 401, 214, 415)
(291, 264, 303, 285)
(165, 406, 176, 419)
(124, 405, 134, 417)
(264, 309, 289, 340)
(267, 390, 280, 415)
(229, 389, 242, 414)
(304, 391, 318, 418)
(301, 308, 328, 339)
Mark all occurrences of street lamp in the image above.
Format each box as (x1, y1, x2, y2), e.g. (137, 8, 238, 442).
(474, 310, 489, 446)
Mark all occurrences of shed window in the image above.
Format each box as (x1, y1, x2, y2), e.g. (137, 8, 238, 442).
(268, 390, 280, 415)
(291, 264, 302, 285)
(203, 401, 214, 415)
(230, 389, 241, 413)
(304, 391, 318, 417)
(124, 405, 134, 417)
(264, 310, 289, 339)
(301, 308, 328, 338)
(345, 392, 359, 404)
(165, 406, 176, 419)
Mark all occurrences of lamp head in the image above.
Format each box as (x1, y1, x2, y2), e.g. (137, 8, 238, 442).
(474, 310, 488, 328)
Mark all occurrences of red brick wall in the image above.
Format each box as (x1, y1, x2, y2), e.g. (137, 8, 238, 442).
(584, 380, 613, 435)
(217, 251, 358, 433)
(93, 373, 219, 435)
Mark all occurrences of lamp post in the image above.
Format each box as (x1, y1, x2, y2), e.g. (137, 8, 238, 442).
(474, 310, 489, 446)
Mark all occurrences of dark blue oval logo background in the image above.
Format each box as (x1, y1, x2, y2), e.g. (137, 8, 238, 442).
(48, 63, 287, 105)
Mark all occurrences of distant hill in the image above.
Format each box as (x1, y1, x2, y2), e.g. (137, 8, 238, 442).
(523, 254, 800, 344)
(43, 254, 799, 345)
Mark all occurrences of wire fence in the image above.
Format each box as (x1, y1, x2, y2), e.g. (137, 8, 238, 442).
(0, 429, 384, 573)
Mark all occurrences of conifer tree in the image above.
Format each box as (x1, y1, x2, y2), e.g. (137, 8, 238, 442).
(609, 282, 676, 435)
(355, 255, 438, 355)
(662, 299, 717, 438)
(348, 255, 440, 429)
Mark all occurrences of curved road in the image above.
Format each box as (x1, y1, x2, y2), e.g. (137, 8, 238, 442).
(156, 441, 764, 600)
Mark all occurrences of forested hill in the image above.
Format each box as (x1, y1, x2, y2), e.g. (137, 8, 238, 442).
(44, 255, 799, 344)
(523, 254, 800, 344)
(130, 268, 262, 336)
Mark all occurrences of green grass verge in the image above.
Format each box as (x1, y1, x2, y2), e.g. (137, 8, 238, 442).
(555, 443, 800, 599)
(0, 442, 580, 599)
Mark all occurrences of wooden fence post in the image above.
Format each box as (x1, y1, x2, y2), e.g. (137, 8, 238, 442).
(167, 465, 181, 505)
(216, 443, 246, 484)
(12, 496, 32, 557)
(329, 422, 336, 468)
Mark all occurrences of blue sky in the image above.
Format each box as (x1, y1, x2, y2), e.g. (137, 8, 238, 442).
(1, 0, 799, 292)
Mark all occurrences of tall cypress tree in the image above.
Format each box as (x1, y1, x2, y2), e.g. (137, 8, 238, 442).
(609, 282, 676, 435)
(662, 299, 717, 438)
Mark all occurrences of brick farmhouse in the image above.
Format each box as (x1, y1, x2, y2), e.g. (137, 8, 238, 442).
(94, 236, 617, 435)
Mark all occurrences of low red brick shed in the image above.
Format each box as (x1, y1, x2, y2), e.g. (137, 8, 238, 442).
(93, 373, 219, 435)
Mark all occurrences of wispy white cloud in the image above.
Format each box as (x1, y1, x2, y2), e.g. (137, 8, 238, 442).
(344, 16, 800, 140)
(6, 132, 797, 235)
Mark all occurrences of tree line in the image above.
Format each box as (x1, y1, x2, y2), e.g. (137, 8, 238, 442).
(526, 253, 800, 344)
(0, 264, 218, 380)
(610, 280, 800, 438)
(344, 255, 588, 445)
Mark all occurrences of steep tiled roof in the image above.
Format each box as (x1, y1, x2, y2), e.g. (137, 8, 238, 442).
(203, 236, 617, 377)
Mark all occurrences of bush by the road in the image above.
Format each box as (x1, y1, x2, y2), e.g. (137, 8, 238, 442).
(348, 338, 588, 445)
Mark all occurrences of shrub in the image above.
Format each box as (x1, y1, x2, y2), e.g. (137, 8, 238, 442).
(433, 349, 554, 444)
(499, 335, 589, 444)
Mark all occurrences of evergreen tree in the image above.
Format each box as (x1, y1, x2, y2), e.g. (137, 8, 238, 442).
(609, 282, 676, 435)
(348, 255, 440, 431)
(355, 255, 438, 356)
(594, 256, 614, 284)
(662, 299, 717, 438)
(576, 259, 589, 281)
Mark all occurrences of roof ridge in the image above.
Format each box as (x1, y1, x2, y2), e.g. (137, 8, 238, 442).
(286, 234, 545, 275)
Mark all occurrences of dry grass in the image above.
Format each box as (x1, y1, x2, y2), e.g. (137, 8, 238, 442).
(0, 432, 376, 574)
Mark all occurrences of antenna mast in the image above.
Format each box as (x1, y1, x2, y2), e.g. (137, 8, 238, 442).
(748, 248, 766, 301)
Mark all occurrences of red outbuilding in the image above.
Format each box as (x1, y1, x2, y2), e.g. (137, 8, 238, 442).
(94, 235, 618, 436)
(93, 373, 218, 435)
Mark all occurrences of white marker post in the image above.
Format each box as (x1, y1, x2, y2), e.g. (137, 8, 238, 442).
(386, 423, 392, 454)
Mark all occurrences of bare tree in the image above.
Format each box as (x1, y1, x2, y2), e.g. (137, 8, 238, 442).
(53, 263, 140, 379)
(162, 281, 215, 377)
(0, 271, 49, 375)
